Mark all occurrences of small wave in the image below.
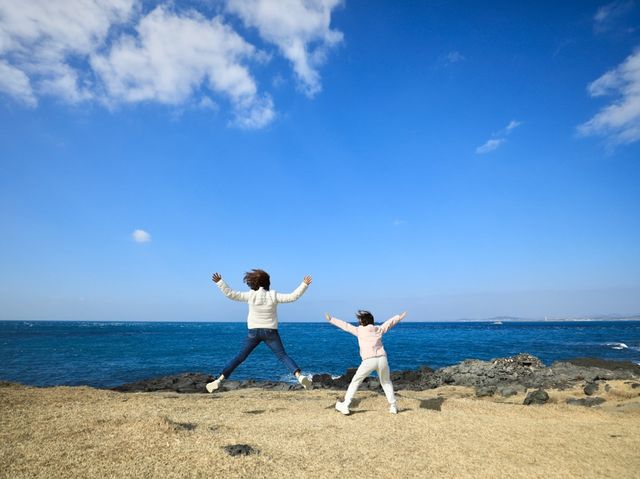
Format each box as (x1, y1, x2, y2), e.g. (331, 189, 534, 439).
(606, 342, 628, 350)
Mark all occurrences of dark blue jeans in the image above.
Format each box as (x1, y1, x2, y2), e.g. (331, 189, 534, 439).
(221, 328, 300, 379)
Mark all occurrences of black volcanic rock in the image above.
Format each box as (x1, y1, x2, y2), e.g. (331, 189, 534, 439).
(523, 388, 549, 405)
(223, 444, 259, 456)
(110, 355, 640, 394)
(113, 372, 214, 393)
(497, 385, 524, 397)
(549, 361, 638, 385)
(566, 397, 606, 407)
(475, 386, 496, 397)
(437, 353, 549, 390)
(420, 397, 446, 411)
(583, 382, 599, 396)
(565, 358, 640, 374)
(311, 373, 333, 388)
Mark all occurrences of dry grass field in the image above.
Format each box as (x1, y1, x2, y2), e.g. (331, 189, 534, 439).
(2, 381, 640, 478)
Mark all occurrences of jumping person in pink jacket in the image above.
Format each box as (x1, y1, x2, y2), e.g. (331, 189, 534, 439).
(325, 310, 408, 415)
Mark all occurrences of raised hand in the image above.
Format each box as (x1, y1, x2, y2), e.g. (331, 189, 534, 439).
(212, 272, 222, 283)
(303, 275, 312, 285)
(325, 312, 331, 322)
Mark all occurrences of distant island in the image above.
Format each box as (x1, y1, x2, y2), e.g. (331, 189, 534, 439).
(456, 314, 640, 322)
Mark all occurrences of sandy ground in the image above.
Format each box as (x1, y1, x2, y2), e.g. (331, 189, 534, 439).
(1, 381, 640, 479)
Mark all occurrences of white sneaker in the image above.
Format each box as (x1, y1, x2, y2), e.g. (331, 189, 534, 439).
(297, 374, 312, 389)
(206, 378, 222, 393)
(335, 400, 350, 415)
(389, 403, 398, 414)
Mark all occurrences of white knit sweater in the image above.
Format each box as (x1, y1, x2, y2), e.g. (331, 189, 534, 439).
(215, 279, 308, 329)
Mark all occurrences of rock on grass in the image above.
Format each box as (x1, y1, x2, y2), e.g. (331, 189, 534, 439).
(566, 397, 606, 407)
(419, 397, 446, 411)
(583, 382, 599, 396)
(523, 388, 549, 405)
(224, 444, 259, 456)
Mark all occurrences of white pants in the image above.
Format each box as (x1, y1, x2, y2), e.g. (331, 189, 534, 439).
(344, 355, 396, 406)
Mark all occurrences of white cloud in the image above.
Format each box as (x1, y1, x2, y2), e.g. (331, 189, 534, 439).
(226, 0, 343, 96)
(594, 1, 635, 33)
(91, 6, 274, 127)
(0, 60, 36, 106)
(132, 229, 151, 243)
(577, 48, 640, 146)
(0, 0, 136, 103)
(475, 138, 506, 154)
(445, 50, 465, 64)
(0, 0, 342, 127)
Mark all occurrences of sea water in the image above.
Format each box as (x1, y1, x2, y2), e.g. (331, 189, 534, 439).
(1, 320, 639, 388)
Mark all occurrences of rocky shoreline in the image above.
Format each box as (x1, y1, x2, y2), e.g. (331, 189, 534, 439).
(112, 354, 640, 404)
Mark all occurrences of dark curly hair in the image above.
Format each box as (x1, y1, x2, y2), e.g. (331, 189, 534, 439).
(244, 269, 271, 291)
(356, 310, 374, 326)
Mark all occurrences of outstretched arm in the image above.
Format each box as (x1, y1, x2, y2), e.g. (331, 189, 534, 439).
(379, 311, 408, 334)
(275, 275, 312, 303)
(325, 313, 358, 336)
(211, 273, 250, 302)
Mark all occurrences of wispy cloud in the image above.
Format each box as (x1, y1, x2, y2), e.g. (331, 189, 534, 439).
(475, 138, 506, 154)
(594, 1, 635, 33)
(445, 50, 465, 65)
(0, 60, 37, 106)
(198, 96, 219, 111)
(132, 229, 151, 243)
(475, 120, 522, 154)
(392, 219, 407, 226)
(577, 48, 640, 147)
(505, 120, 523, 132)
(0, 0, 343, 127)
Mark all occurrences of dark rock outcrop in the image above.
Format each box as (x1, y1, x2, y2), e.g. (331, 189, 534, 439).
(437, 353, 549, 390)
(112, 373, 302, 393)
(475, 386, 496, 397)
(548, 360, 638, 386)
(110, 355, 640, 395)
(565, 358, 640, 374)
(113, 372, 214, 393)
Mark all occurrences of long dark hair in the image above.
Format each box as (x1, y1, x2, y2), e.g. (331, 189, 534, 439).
(244, 269, 271, 291)
(356, 310, 374, 326)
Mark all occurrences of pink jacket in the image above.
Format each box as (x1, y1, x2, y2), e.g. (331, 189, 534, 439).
(328, 315, 404, 360)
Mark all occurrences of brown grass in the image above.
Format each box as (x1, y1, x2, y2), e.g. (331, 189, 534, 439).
(1, 381, 639, 478)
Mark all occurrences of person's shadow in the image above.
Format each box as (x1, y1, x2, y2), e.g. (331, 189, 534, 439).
(324, 398, 374, 414)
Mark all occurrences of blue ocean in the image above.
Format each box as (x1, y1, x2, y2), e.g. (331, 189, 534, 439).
(1, 321, 640, 388)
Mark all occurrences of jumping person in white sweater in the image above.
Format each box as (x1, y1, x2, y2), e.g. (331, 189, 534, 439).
(206, 269, 313, 392)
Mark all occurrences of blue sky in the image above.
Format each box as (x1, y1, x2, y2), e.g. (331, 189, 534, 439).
(1, 0, 639, 321)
